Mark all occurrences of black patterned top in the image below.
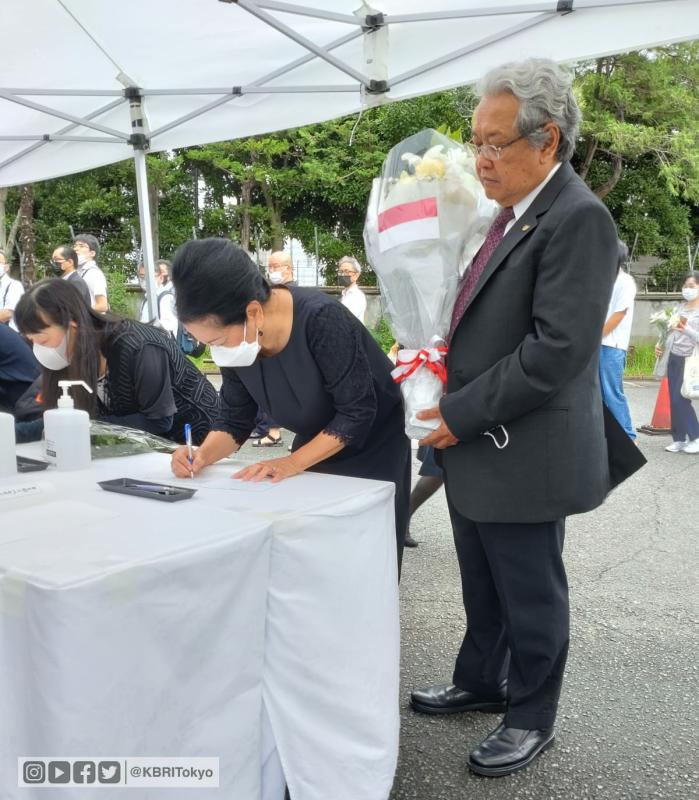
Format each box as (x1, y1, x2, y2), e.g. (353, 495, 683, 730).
(213, 286, 409, 483)
(99, 318, 219, 445)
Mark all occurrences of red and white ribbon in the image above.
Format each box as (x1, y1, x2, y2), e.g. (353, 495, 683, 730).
(391, 341, 448, 385)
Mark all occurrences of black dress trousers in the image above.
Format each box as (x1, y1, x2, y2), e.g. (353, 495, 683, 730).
(447, 489, 569, 730)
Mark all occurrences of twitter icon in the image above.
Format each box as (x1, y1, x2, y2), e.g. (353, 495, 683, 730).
(98, 762, 121, 784)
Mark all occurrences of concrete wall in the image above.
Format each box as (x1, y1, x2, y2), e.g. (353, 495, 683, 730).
(126, 286, 678, 344)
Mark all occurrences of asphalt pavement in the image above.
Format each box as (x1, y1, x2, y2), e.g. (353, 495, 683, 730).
(392, 382, 698, 800)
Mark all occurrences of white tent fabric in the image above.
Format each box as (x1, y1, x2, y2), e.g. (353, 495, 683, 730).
(2, 0, 698, 314)
(2, 0, 699, 188)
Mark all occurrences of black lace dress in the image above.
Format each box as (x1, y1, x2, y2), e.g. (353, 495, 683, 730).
(213, 286, 410, 568)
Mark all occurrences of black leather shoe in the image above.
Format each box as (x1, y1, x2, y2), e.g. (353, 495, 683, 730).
(468, 722, 555, 777)
(410, 683, 506, 715)
(404, 533, 419, 548)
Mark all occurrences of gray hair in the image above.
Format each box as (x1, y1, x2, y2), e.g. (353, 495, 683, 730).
(477, 58, 581, 162)
(338, 255, 361, 274)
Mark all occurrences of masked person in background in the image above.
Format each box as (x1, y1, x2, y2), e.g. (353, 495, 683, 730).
(248, 251, 296, 447)
(338, 256, 367, 325)
(170, 238, 411, 572)
(14, 278, 219, 444)
(138, 259, 179, 339)
(656, 271, 699, 454)
(72, 233, 109, 312)
(0, 248, 24, 332)
(266, 251, 296, 287)
(50, 245, 92, 307)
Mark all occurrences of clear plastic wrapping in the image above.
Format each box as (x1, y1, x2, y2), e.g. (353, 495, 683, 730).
(364, 130, 497, 438)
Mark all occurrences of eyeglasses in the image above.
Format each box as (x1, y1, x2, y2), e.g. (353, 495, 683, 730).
(338, 271, 356, 277)
(469, 135, 525, 161)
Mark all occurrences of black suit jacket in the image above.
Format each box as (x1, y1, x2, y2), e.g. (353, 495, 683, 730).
(440, 161, 639, 523)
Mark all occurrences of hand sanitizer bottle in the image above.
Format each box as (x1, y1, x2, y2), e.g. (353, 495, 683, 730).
(0, 411, 17, 478)
(43, 380, 93, 471)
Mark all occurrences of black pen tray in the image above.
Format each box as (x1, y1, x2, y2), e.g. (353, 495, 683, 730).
(98, 478, 197, 502)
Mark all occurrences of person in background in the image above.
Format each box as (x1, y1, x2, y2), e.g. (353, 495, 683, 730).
(249, 252, 296, 446)
(599, 240, 637, 441)
(404, 445, 444, 548)
(169, 238, 411, 571)
(138, 259, 179, 339)
(0, 248, 25, 332)
(0, 323, 39, 413)
(656, 271, 699, 454)
(338, 256, 367, 325)
(14, 278, 219, 444)
(50, 245, 92, 307)
(72, 233, 109, 312)
(266, 251, 296, 287)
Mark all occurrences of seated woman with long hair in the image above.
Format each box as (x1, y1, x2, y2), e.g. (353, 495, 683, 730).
(14, 278, 219, 444)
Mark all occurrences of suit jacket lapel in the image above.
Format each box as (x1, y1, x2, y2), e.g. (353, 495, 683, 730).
(461, 162, 577, 315)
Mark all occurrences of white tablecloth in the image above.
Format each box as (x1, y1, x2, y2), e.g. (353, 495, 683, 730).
(0, 449, 399, 799)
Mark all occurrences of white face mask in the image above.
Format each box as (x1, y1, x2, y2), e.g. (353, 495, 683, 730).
(33, 332, 71, 371)
(268, 271, 284, 285)
(0, 263, 8, 275)
(210, 323, 261, 368)
(77, 254, 88, 266)
(138, 277, 147, 290)
(682, 287, 699, 302)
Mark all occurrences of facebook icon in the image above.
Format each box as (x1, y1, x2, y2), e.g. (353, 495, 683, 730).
(73, 761, 96, 784)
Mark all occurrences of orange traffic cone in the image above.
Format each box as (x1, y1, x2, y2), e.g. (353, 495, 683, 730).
(638, 377, 672, 435)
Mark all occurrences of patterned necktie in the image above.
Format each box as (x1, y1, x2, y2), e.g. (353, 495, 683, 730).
(448, 206, 515, 342)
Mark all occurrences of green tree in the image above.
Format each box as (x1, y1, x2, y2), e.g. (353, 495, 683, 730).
(575, 44, 699, 201)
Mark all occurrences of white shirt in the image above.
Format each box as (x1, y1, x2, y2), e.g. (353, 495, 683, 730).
(140, 282, 179, 339)
(0, 270, 25, 332)
(505, 162, 562, 235)
(78, 260, 108, 307)
(341, 283, 367, 325)
(602, 271, 636, 351)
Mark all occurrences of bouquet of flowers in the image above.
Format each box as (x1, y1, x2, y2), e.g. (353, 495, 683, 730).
(364, 130, 497, 438)
(90, 421, 178, 459)
(649, 307, 681, 378)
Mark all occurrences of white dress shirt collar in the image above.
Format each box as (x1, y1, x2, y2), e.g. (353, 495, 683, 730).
(511, 162, 562, 222)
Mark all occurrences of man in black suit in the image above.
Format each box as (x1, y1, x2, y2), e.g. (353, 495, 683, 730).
(410, 58, 626, 777)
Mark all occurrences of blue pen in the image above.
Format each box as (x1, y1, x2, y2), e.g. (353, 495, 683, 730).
(184, 423, 194, 479)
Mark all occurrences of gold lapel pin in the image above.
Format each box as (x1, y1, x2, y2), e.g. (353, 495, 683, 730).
(521, 224, 531, 231)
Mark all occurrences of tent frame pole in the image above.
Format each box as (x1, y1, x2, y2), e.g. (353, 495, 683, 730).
(133, 148, 159, 323)
(128, 90, 159, 322)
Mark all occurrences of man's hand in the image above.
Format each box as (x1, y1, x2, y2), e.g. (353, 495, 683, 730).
(417, 407, 459, 449)
(0, 309, 13, 324)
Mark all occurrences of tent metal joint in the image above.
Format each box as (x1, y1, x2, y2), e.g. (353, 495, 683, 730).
(128, 132, 149, 150)
(366, 79, 389, 94)
(232, 86, 243, 95)
(123, 86, 143, 99)
(557, 0, 574, 12)
(363, 12, 386, 32)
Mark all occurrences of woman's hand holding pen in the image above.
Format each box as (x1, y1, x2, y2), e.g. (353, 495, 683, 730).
(171, 445, 208, 478)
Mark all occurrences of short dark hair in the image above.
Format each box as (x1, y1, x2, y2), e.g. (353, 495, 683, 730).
(73, 233, 100, 257)
(617, 240, 629, 269)
(57, 245, 78, 269)
(172, 239, 270, 325)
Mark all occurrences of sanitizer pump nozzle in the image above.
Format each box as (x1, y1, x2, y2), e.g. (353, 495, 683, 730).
(57, 380, 93, 408)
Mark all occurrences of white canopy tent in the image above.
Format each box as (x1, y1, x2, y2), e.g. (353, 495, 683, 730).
(2, 0, 699, 317)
